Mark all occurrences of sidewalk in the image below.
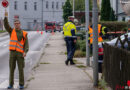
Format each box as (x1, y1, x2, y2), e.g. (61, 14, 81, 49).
(25, 32, 95, 90)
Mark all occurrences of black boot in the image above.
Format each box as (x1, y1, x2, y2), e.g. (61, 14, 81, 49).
(65, 60, 69, 65)
(70, 59, 75, 65)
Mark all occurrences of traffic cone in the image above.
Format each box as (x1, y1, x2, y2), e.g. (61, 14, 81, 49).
(41, 31, 43, 35)
(37, 29, 39, 32)
(51, 31, 54, 35)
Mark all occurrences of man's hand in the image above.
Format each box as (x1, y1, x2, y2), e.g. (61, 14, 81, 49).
(23, 52, 26, 57)
(5, 10, 8, 17)
(74, 40, 77, 43)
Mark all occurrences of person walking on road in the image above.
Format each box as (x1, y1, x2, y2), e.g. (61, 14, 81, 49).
(4, 11, 29, 89)
(63, 16, 77, 65)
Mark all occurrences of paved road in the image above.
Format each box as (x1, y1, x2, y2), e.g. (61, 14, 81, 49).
(0, 31, 50, 89)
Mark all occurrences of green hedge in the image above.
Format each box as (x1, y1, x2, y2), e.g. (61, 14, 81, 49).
(76, 40, 86, 52)
(100, 21, 128, 32)
(0, 30, 6, 33)
(76, 31, 86, 40)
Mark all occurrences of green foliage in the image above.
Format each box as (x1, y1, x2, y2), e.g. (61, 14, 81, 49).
(100, 0, 111, 21)
(100, 21, 128, 31)
(80, 40, 86, 52)
(98, 78, 108, 90)
(0, 30, 6, 33)
(76, 40, 86, 51)
(70, 0, 92, 11)
(75, 0, 85, 11)
(74, 40, 86, 57)
(100, 21, 128, 32)
(109, 8, 117, 21)
(76, 31, 86, 40)
(63, 0, 73, 23)
(89, 0, 92, 11)
(76, 65, 86, 68)
(74, 50, 86, 57)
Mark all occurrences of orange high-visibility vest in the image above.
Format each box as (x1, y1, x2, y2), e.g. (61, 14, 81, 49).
(9, 28, 27, 53)
(89, 24, 103, 44)
(98, 24, 103, 42)
(128, 25, 130, 31)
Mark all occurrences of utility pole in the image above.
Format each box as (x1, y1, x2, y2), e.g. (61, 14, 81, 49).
(92, 0, 99, 86)
(73, 0, 75, 16)
(41, 0, 44, 30)
(85, 0, 90, 66)
(116, 0, 118, 20)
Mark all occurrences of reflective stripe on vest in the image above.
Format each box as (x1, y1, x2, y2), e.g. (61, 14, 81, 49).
(9, 28, 27, 53)
(102, 26, 106, 35)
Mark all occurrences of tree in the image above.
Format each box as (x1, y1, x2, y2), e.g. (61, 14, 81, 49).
(63, 0, 73, 22)
(70, 0, 92, 11)
(100, 0, 111, 21)
(109, 7, 117, 21)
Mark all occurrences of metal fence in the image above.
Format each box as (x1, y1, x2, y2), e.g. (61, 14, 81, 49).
(103, 43, 130, 90)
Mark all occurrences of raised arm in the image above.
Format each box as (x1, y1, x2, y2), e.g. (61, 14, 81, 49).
(4, 11, 12, 34)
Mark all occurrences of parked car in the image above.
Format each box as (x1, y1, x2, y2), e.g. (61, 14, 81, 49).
(76, 26, 85, 31)
(45, 22, 56, 32)
(98, 32, 130, 73)
(55, 22, 63, 32)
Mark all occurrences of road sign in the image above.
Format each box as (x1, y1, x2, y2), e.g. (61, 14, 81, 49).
(1, 0, 9, 8)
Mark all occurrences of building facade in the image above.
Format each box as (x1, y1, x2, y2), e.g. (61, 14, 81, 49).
(109, 0, 130, 21)
(0, 0, 65, 30)
(98, 0, 130, 21)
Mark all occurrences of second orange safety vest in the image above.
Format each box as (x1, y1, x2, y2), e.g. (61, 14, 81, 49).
(9, 28, 27, 53)
(89, 24, 103, 44)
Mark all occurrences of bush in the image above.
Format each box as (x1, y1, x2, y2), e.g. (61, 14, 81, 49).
(75, 40, 81, 50)
(76, 31, 86, 40)
(74, 50, 86, 57)
(80, 40, 86, 52)
(0, 30, 6, 33)
(76, 40, 86, 51)
(100, 21, 128, 32)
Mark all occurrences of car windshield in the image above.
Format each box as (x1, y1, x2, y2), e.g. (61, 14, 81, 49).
(110, 33, 130, 43)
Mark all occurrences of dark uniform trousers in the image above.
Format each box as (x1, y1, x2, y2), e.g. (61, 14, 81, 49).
(65, 38, 75, 60)
(9, 51, 25, 86)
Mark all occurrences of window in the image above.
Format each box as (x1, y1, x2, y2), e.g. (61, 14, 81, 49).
(34, 2, 37, 11)
(56, 2, 58, 9)
(46, 1, 48, 9)
(122, 17, 125, 21)
(52, 1, 54, 9)
(62, 2, 64, 7)
(24, 2, 27, 10)
(14, 1, 17, 10)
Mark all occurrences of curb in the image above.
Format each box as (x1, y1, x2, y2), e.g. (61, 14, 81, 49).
(0, 32, 8, 37)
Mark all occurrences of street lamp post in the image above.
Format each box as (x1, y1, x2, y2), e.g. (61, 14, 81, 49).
(85, 0, 90, 66)
(41, 0, 44, 30)
(92, 0, 99, 86)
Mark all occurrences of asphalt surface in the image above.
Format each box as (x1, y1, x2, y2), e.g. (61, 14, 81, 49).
(0, 31, 50, 89)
